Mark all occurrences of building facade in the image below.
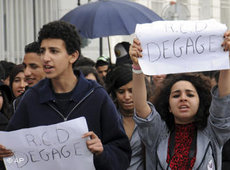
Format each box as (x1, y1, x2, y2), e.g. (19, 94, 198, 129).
(0, 0, 230, 63)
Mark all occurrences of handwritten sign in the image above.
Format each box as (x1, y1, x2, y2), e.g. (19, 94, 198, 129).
(0, 117, 95, 170)
(135, 19, 230, 75)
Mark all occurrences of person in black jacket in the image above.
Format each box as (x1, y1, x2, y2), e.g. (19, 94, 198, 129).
(0, 21, 131, 170)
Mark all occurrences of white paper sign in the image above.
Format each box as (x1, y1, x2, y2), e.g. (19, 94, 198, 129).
(135, 19, 230, 75)
(0, 117, 95, 170)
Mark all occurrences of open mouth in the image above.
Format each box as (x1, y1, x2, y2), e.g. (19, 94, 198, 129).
(179, 105, 189, 109)
(179, 105, 189, 112)
(43, 65, 54, 73)
(17, 90, 25, 95)
(26, 78, 36, 86)
(44, 65, 53, 69)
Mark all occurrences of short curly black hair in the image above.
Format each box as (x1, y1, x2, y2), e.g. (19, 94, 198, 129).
(153, 73, 212, 131)
(37, 21, 81, 56)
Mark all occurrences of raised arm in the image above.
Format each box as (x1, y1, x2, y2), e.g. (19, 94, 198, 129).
(219, 30, 230, 97)
(129, 38, 151, 118)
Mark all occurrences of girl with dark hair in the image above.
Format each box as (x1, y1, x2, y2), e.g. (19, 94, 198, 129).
(9, 64, 28, 113)
(9, 64, 28, 99)
(129, 30, 230, 169)
(0, 81, 12, 130)
(76, 66, 104, 86)
(106, 64, 145, 170)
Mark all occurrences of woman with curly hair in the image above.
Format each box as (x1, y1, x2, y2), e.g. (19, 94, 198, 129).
(153, 74, 212, 132)
(129, 30, 230, 169)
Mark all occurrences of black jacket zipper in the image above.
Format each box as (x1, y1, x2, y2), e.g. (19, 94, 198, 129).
(48, 89, 94, 121)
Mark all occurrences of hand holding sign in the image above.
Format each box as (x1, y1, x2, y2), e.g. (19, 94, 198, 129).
(0, 144, 13, 160)
(134, 19, 230, 75)
(222, 30, 230, 52)
(129, 38, 143, 66)
(83, 131, 103, 156)
(0, 117, 95, 170)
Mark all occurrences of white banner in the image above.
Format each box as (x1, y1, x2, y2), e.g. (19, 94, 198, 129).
(1, 117, 95, 170)
(135, 19, 230, 75)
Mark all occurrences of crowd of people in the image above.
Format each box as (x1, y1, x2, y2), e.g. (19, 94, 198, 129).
(0, 20, 229, 170)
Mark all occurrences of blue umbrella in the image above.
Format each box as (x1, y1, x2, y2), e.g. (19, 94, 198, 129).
(60, 0, 163, 39)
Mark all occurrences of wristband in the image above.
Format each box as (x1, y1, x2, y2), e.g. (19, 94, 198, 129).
(132, 64, 141, 70)
(132, 68, 143, 74)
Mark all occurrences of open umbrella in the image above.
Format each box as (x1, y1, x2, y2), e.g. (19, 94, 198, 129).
(60, 0, 163, 39)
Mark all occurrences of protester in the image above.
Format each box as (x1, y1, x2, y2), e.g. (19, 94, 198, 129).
(0, 81, 12, 130)
(0, 43, 46, 170)
(209, 70, 230, 170)
(95, 55, 110, 81)
(11, 42, 46, 112)
(0, 61, 16, 86)
(75, 56, 96, 67)
(106, 64, 145, 170)
(76, 66, 104, 86)
(0, 64, 5, 85)
(9, 64, 28, 99)
(208, 71, 230, 170)
(144, 74, 167, 101)
(128, 31, 230, 169)
(201, 71, 220, 88)
(23, 41, 46, 87)
(151, 74, 167, 88)
(0, 21, 131, 170)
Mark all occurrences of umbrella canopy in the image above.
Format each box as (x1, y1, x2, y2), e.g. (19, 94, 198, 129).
(60, 0, 163, 39)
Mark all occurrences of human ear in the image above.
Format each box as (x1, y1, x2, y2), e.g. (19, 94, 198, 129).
(70, 51, 79, 64)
